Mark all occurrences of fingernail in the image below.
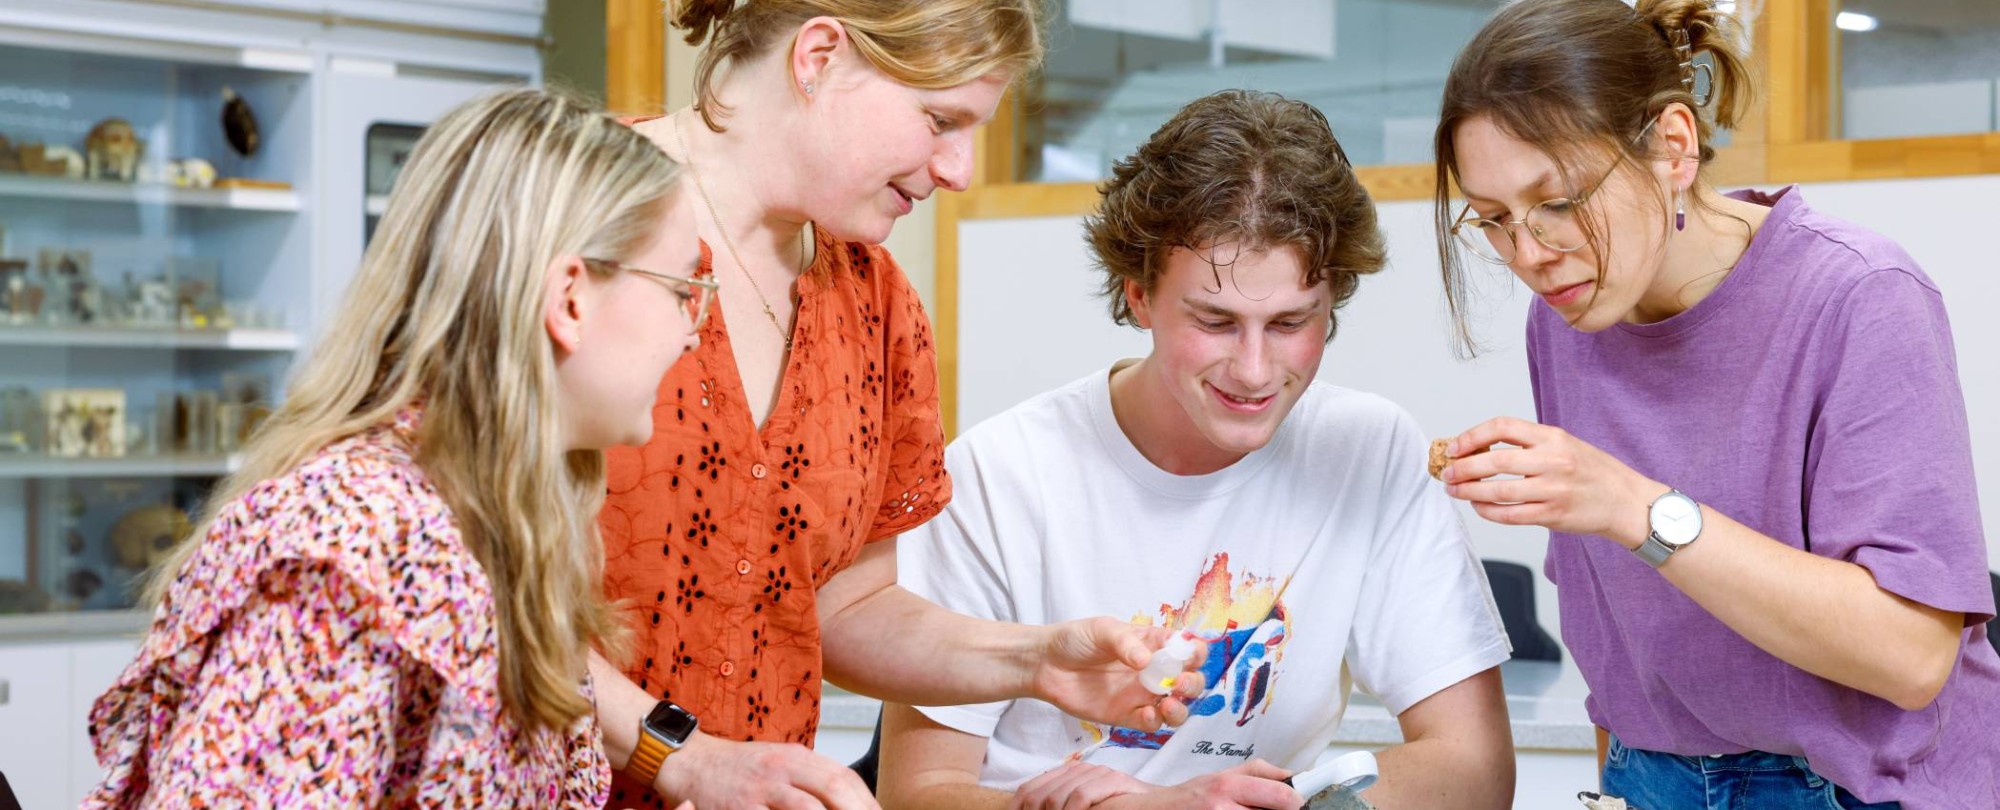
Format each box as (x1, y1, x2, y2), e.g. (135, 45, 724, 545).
(1439, 465, 1453, 482)
(1445, 484, 1459, 497)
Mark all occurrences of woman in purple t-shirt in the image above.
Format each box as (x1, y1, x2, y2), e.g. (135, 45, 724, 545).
(1426, 1, 2000, 808)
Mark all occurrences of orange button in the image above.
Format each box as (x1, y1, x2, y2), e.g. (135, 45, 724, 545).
(719, 661, 736, 677)
(736, 559, 752, 575)
(751, 463, 768, 479)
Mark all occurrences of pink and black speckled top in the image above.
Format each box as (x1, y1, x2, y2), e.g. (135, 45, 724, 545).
(83, 409, 610, 809)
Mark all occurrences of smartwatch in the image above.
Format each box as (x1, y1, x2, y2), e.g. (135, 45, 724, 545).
(1633, 488, 1703, 568)
(628, 699, 699, 787)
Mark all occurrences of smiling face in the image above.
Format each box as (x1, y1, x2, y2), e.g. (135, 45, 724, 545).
(1127, 242, 1332, 469)
(1451, 114, 1680, 331)
(802, 63, 1007, 244)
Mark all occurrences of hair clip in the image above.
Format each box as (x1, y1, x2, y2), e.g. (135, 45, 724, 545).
(1674, 27, 1715, 107)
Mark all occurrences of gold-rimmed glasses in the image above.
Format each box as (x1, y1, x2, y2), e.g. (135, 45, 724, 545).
(1450, 166, 1620, 265)
(583, 258, 718, 331)
(1451, 119, 1660, 265)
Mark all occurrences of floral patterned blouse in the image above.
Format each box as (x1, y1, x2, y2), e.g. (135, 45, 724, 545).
(83, 410, 610, 809)
(597, 215, 951, 808)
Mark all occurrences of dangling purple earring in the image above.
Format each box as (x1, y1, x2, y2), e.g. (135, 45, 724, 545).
(1675, 191, 1687, 232)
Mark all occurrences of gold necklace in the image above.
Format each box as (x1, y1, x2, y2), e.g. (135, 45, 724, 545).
(673, 114, 807, 351)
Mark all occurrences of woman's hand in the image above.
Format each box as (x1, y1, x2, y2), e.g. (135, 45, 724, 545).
(1032, 618, 1207, 731)
(1439, 417, 1664, 549)
(1098, 760, 1300, 810)
(655, 731, 879, 810)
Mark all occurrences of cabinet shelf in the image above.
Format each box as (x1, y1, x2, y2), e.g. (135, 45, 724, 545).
(0, 453, 240, 479)
(0, 326, 298, 351)
(0, 174, 302, 212)
(0, 609, 149, 642)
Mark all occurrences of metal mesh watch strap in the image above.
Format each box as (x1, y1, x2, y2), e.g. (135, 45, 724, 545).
(1633, 534, 1675, 568)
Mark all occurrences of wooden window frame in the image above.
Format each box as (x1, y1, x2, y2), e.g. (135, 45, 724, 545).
(606, 0, 665, 117)
(602, 0, 1998, 436)
(934, 0, 2000, 436)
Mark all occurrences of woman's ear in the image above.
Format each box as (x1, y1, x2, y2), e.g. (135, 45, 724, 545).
(1126, 278, 1154, 329)
(790, 16, 849, 98)
(1656, 102, 1702, 192)
(544, 257, 589, 354)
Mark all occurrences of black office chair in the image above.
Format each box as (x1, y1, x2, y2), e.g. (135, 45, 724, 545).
(848, 707, 884, 793)
(1986, 571, 1999, 660)
(1482, 559, 1563, 663)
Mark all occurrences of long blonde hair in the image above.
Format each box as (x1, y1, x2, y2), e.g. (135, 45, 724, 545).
(672, 0, 1047, 130)
(149, 87, 681, 732)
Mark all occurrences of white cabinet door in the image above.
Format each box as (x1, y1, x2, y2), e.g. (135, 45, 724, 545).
(67, 638, 141, 806)
(0, 642, 74, 810)
(312, 69, 500, 350)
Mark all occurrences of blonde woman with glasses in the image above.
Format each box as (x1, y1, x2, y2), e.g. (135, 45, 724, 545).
(592, 2, 1200, 809)
(1430, 0, 1999, 807)
(82, 87, 713, 808)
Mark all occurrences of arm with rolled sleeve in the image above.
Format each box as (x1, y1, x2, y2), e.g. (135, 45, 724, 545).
(1346, 413, 1514, 810)
(1801, 269, 1991, 623)
(1650, 268, 1989, 710)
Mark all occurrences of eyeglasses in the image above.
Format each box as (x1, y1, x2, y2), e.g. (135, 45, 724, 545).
(1451, 120, 1658, 265)
(1450, 166, 1619, 265)
(583, 258, 718, 331)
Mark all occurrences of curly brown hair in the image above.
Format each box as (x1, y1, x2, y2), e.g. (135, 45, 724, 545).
(1085, 89, 1386, 342)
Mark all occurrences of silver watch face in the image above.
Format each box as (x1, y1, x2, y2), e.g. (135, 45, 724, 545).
(1649, 491, 1703, 547)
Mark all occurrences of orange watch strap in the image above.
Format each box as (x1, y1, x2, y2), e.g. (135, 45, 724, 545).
(628, 730, 674, 787)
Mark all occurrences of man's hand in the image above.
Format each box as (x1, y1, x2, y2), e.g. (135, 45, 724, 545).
(1098, 760, 1301, 810)
(1010, 761, 1155, 810)
(654, 731, 880, 810)
(1031, 618, 1208, 730)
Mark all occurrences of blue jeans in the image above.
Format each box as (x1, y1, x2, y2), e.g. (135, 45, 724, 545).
(1602, 735, 1900, 810)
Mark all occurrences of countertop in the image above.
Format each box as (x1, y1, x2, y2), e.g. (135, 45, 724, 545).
(6, 615, 1599, 753)
(821, 658, 1596, 753)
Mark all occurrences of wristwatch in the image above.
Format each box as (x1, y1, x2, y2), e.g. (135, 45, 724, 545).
(1633, 488, 1703, 568)
(628, 699, 699, 787)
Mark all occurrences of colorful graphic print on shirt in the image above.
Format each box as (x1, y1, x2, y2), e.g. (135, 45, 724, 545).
(1086, 553, 1293, 754)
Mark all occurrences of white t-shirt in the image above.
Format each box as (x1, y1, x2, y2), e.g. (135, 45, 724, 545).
(898, 365, 1510, 789)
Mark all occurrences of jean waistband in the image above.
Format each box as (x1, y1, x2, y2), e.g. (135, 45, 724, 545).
(1688, 749, 1816, 776)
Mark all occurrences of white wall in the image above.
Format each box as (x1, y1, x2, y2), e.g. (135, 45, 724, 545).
(954, 174, 2000, 643)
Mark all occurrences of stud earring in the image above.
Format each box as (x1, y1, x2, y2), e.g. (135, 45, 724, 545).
(801, 80, 814, 96)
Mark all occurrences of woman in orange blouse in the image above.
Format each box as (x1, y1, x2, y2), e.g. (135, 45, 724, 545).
(590, 2, 1200, 809)
(85, 89, 710, 808)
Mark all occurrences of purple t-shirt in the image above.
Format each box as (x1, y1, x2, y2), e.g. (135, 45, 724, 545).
(1531, 186, 1999, 809)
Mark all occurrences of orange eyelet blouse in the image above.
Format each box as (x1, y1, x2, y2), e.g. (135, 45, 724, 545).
(596, 216, 950, 807)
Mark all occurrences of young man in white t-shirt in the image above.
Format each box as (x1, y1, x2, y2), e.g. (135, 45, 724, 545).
(875, 91, 1515, 810)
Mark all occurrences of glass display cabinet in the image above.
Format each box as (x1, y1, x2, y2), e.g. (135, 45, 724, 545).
(0, 39, 308, 618)
(0, 3, 539, 804)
